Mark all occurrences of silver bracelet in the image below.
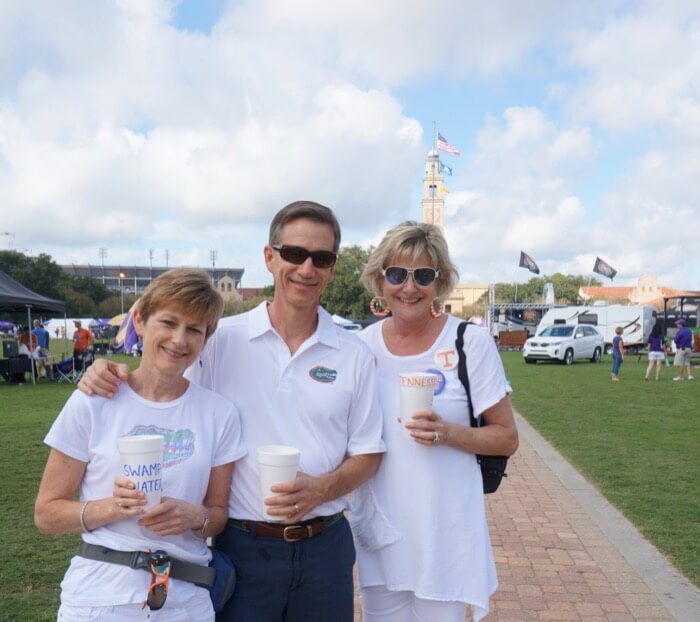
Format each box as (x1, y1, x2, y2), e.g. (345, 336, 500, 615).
(198, 506, 209, 537)
(79, 500, 93, 533)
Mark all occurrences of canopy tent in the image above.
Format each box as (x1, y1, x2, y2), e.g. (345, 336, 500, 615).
(0, 270, 66, 384)
(113, 302, 139, 354)
(0, 271, 65, 313)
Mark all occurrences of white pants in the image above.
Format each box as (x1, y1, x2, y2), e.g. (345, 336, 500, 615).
(57, 592, 213, 622)
(360, 586, 467, 622)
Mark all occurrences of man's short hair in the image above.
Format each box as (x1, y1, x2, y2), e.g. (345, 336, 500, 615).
(269, 200, 341, 253)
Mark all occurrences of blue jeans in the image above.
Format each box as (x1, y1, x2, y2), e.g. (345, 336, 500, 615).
(215, 516, 355, 622)
(611, 353, 623, 376)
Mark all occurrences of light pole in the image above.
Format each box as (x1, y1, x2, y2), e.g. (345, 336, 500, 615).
(210, 250, 218, 285)
(119, 271, 125, 314)
(99, 247, 107, 284)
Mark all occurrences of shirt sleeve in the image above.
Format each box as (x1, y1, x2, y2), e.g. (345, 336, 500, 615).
(346, 340, 386, 457)
(212, 401, 247, 467)
(43, 390, 93, 462)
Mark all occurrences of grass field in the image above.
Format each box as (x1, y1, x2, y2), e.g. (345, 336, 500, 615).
(501, 350, 699, 588)
(0, 350, 697, 620)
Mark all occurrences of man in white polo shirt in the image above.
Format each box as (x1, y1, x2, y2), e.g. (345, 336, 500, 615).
(79, 201, 385, 622)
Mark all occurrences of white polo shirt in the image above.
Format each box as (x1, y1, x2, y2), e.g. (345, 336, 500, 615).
(186, 302, 385, 520)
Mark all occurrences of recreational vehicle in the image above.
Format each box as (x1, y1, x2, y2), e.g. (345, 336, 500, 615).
(535, 303, 656, 354)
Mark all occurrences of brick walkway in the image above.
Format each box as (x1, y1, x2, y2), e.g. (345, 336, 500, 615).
(352, 414, 698, 621)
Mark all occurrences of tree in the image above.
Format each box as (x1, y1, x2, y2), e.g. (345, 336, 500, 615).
(221, 287, 274, 318)
(0, 250, 118, 317)
(0, 251, 66, 299)
(484, 274, 601, 305)
(320, 245, 373, 319)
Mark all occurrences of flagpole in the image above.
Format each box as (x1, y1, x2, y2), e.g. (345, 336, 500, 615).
(431, 121, 437, 224)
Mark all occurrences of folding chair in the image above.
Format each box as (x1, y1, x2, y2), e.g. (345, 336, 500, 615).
(72, 350, 94, 383)
(55, 357, 75, 383)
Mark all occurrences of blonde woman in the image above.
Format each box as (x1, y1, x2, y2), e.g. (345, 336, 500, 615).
(351, 221, 518, 622)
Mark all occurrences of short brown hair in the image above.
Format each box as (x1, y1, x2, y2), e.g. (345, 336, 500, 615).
(136, 268, 223, 338)
(269, 200, 341, 253)
(361, 221, 459, 300)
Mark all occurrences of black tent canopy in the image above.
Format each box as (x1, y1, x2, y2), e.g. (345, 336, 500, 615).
(0, 270, 66, 384)
(0, 270, 65, 313)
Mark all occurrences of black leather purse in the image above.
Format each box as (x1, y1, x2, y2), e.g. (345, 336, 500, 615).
(456, 321, 509, 494)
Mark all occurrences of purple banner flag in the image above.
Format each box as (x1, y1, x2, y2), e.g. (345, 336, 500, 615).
(593, 256, 617, 280)
(519, 251, 540, 275)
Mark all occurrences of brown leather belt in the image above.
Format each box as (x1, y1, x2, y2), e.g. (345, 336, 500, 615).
(227, 512, 343, 543)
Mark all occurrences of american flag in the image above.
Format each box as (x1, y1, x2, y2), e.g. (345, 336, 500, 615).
(437, 132, 460, 156)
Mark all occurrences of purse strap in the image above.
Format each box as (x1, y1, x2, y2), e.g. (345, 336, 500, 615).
(456, 321, 479, 428)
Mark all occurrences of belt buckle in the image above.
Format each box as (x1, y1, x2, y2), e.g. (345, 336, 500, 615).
(129, 550, 150, 570)
(283, 524, 313, 543)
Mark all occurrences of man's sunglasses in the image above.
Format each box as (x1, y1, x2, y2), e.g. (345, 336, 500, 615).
(381, 267, 440, 287)
(144, 550, 171, 611)
(272, 244, 337, 269)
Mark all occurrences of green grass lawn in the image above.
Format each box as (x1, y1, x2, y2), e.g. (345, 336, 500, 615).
(0, 351, 697, 619)
(501, 350, 699, 588)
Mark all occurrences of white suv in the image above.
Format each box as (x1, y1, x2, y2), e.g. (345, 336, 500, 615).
(523, 324, 604, 365)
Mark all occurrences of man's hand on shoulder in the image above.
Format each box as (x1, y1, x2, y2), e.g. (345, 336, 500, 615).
(77, 358, 129, 398)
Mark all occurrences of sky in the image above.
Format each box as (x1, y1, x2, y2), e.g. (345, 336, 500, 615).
(1, 0, 699, 290)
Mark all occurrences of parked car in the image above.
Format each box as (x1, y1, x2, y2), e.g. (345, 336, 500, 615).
(523, 324, 604, 365)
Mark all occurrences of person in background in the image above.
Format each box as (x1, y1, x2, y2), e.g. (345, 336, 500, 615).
(35, 268, 245, 621)
(77, 201, 384, 622)
(672, 318, 694, 381)
(611, 326, 625, 382)
(72, 320, 93, 373)
(17, 325, 38, 356)
(351, 221, 518, 622)
(33, 319, 51, 378)
(644, 324, 665, 381)
(33, 319, 50, 353)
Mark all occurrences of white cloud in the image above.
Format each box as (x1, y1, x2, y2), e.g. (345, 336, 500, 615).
(0, 0, 699, 290)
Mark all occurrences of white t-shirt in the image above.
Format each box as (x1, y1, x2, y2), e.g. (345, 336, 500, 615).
(44, 382, 246, 608)
(351, 316, 510, 620)
(186, 302, 385, 520)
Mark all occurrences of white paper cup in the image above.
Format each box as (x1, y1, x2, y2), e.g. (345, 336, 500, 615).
(117, 434, 165, 510)
(399, 372, 439, 437)
(257, 445, 300, 520)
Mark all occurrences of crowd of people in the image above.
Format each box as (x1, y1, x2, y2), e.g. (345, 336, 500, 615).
(608, 323, 695, 383)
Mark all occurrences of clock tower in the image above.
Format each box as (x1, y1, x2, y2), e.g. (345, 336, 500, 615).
(421, 149, 445, 229)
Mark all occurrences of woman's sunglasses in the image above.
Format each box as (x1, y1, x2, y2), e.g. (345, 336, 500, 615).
(144, 550, 171, 611)
(272, 244, 337, 269)
(382, 267, 439, 287)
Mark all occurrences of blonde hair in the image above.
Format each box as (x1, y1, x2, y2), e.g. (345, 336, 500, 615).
(361, 221, 459, 299)
(136, 268, 223, 338)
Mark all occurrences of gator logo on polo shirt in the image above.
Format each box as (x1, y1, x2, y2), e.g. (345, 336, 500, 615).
(309, 366, 338, 383)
